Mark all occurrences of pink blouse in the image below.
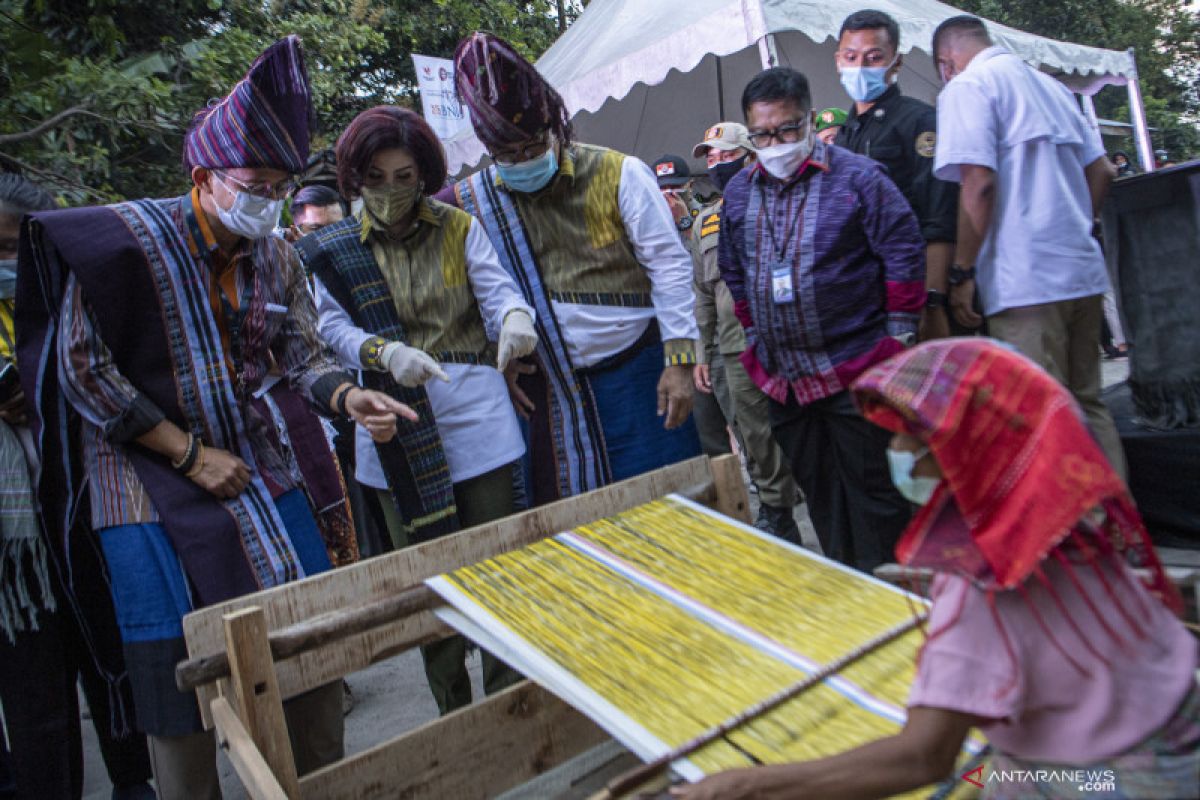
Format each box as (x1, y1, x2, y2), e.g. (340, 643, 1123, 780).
(908, 556, 1198, 762)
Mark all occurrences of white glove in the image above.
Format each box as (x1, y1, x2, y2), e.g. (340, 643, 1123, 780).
(496, 310, 539, 372)
(382, 342, 449, 387)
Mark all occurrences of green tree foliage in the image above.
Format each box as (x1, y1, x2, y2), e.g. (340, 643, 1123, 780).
(0, 0, 571, 202)
(956, 0, 1199, 159)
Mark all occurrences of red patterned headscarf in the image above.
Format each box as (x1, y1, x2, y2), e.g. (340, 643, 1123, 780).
(851, 338, 1180, 613)
(453, 32, 573, 151)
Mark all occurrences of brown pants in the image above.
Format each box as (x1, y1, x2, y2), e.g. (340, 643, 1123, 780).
(148, 681, 344, 799)
(988, 294, 1127, 479)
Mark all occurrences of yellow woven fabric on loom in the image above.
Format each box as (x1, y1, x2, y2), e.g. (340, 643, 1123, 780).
(437, 497, 983, 798)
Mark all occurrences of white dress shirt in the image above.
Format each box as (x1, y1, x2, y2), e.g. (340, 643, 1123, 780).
(934, 46, 1110, 316)
(314, 217, 529, 487)
(550, 155, 699, 367)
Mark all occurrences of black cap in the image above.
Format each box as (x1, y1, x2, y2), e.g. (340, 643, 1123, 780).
(652, 154, 691, 188)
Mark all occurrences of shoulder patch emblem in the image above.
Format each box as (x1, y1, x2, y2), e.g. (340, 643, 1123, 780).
(915, 131, 936, 158)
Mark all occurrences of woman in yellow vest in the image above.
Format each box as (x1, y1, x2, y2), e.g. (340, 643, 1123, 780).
(299, 106, 537, 715)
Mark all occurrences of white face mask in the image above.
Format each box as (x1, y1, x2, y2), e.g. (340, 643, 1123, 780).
(886, 446, 941, 505)
(214, 174, 284, 240)
(755, 130, 815, 180)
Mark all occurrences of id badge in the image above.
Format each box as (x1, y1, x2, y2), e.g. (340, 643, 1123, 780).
(771, 263, 795, 305)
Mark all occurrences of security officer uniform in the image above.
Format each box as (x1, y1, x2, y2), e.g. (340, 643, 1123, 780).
(836, 84, 964, 328)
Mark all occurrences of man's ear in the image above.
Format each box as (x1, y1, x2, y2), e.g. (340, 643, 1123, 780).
(191, 166, 211, 193)
(890, 54, 904, 83)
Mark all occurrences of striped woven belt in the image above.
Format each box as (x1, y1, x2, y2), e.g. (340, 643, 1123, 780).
(436, 351, 484, 366)
(549, 290, 653, 308)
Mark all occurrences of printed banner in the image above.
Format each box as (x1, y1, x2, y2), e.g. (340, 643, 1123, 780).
(412, 54, 471, 140)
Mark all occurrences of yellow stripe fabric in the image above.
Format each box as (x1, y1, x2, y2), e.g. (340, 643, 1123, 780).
(0, 300, 15, 362)
(437, 497, 984, 793)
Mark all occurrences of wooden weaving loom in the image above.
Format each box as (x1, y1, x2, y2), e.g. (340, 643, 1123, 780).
(177, 453, 984, 798)
(175, 454, 751, 799)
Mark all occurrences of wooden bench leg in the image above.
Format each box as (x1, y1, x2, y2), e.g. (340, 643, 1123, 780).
(223, 606, 301, 798)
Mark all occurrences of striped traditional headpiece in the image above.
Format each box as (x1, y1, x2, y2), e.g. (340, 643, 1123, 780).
(185, 36, 313, 174)
(453, 32, 572, 151)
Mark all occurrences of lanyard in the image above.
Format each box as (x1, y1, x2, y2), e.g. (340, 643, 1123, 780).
(758, 180, 808, 261)
(215, 262, 255, 386)
(183, 198, 256, 390)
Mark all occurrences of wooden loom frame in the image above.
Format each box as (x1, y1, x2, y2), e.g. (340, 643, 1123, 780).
(177, 454, 751, 799)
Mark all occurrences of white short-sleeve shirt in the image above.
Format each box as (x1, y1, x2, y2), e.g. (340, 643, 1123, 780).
(934, 47, 1110, 316)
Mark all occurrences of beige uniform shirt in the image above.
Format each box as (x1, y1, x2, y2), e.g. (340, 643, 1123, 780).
(689, 199, 746, 360)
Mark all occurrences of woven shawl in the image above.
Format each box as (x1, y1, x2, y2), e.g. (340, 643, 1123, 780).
(455, 169, 610, 503)
(296, 216, 459, 543)
(18, 199, 307, 607)
(851, 338, 1180, 613)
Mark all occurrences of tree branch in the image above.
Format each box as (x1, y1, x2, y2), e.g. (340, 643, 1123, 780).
(0, 151, 109, 201)
(0, 106, 95, 146)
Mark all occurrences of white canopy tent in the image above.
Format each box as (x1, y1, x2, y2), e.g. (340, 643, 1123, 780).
(443, 0, 1154, 176)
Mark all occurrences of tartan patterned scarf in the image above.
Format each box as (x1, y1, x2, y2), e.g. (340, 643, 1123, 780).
(296, 216, 459, 544)
(851, 338, 1180, 615)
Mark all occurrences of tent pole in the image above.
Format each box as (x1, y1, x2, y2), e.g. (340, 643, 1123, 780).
(716, 57, 726, 122)
(1125, 47, 1155, 173)
(1079, 94, 1099, 131)
(757, 33, 779, 69)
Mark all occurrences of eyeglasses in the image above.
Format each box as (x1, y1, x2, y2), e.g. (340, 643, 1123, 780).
(747, 121, 809, 149)
(492, 136, 552, 166)
(216, 171, 296, 200)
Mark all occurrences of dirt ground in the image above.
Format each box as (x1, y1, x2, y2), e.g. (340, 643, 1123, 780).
(78, 359, 1131, 798)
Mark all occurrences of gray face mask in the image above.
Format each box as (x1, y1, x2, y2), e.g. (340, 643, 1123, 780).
(0, 259, 17, 300)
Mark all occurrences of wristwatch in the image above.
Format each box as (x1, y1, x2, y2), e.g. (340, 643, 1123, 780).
(948, 265, 976, 287)
(676, 216, 693, 231)
(925, 289, 949, 309)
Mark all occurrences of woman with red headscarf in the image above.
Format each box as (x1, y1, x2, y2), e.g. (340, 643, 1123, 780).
(673, 338, 1198, 800)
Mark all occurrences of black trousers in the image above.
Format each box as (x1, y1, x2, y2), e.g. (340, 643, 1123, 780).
(769, 390, 911, 573)
(0, 570, 151, 799)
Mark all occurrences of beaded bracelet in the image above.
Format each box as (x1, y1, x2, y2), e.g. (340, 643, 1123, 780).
(171, 433, 199, 475)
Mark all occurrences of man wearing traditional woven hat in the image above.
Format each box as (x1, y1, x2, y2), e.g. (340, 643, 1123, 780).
(814, 107, 848, 145)
(447, 32, 701, 506)
(18, 37, 414, 797)
(689, 121, 801, 543)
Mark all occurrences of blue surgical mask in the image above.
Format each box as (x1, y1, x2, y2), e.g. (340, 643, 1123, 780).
(0, 259, 16, 300)
(496, 147, 559, 193)
(840, 58, 898, 103)
(886, 446, 941, 505)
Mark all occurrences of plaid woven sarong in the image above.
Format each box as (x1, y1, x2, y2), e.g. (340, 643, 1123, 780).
(297, 217, 458, 543)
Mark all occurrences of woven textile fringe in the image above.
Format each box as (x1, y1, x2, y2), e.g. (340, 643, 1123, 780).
(0, 418, 54, 644)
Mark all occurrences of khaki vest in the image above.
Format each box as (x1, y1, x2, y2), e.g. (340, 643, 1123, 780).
(369, 199, 490, 362)
(507, 144, 652, 307)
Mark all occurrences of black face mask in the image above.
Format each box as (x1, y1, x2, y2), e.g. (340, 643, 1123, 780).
(708, 155, 747, 192)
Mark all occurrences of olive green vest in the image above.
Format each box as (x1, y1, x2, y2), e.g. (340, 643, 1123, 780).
(367, 198, 491, 363)
(505, 144, 653, 307)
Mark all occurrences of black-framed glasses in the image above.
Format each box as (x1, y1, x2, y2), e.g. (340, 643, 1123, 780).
(217, 171, 296, 200)
(747, 121, 809, 149)
(492, 135, 552, 166)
